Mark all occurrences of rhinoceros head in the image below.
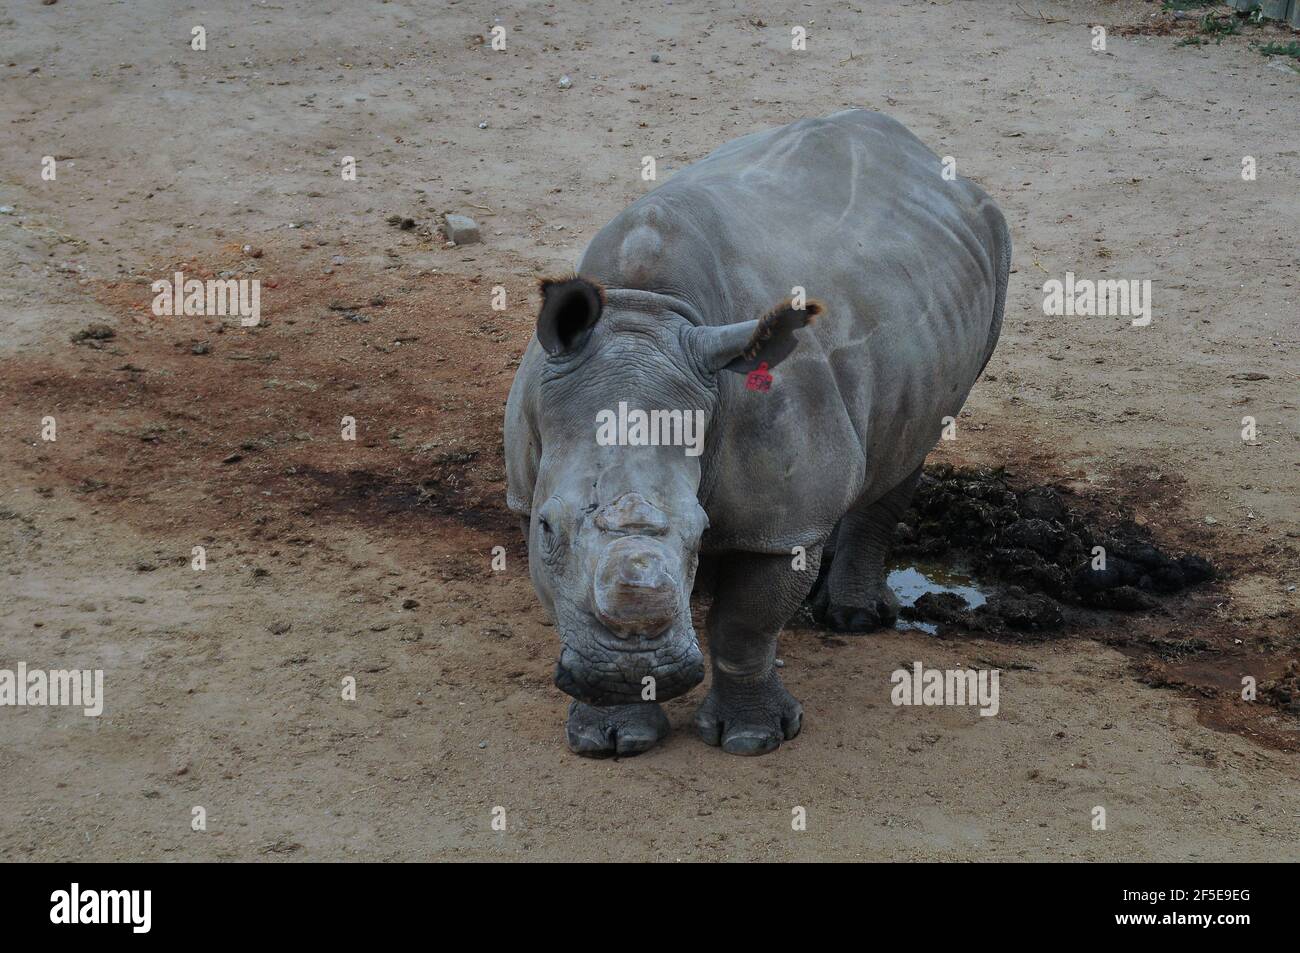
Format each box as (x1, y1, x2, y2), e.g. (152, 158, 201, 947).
(520, 275, 818, 706)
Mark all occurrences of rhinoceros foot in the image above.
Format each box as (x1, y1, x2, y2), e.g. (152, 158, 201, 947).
(565, 700, 670, 757)
(810, 584, 899, 633)
(694, 671, 803, 756)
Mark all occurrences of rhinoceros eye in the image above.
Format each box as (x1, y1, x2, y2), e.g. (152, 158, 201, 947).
(537, 498, 568, 563)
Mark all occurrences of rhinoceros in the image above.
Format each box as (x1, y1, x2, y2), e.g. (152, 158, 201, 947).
(505, 109, 1010, 756)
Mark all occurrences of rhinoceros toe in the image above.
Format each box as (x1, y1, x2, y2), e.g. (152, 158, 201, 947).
(695, 671, 802, 756)
(565, 700, 670, 757)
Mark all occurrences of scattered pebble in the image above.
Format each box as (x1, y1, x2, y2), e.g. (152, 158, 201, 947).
(442, 212, 481, 245)
(558, 74, 572, 89)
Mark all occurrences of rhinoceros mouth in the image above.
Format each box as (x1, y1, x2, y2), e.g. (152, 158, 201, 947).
(553, 628, 704, 705)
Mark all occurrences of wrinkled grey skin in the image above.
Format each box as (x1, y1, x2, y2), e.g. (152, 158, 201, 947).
(505, 109, 1010, 756)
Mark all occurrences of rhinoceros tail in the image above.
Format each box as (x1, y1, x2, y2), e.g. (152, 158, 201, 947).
(743, 298, 823, 361)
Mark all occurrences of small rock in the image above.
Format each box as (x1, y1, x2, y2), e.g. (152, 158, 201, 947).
(70, 323, 115, 343)
(558, 74, 572, 89)
(478, 121, 489, 129)
(221, 452, 243, 464)
(650, 53, 661, 62)
(267, 621, 291, 635)
(0, 205, 14, 214)
(442, 213, 481, 245)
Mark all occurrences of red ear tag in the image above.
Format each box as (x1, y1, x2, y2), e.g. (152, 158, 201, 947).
(745, 362, 773, 392)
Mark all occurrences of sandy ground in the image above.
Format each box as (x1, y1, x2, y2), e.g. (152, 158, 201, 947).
(0, 0, 1297, 861)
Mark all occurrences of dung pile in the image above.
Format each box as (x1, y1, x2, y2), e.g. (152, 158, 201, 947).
(809, 464, 1215, 637)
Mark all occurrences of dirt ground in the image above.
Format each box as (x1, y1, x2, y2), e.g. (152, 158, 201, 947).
(1, 0, 1297, 861)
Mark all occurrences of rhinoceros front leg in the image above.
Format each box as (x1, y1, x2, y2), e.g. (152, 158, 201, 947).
(695, 549, 820, 755)
(566, 700, 670, 757)
(812, 465, 922, 632)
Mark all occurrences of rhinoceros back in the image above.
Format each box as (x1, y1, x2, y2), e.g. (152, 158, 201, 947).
(578, 109, 1010, 553)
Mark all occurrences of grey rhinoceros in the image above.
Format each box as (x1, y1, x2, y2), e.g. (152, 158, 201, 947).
(505, 109, 1010, 756)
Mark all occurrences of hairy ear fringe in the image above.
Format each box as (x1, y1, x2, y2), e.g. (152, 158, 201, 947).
(538, 274, 607, 308)
(742, 299, 823, 360)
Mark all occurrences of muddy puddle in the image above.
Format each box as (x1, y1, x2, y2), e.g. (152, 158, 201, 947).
(888, 562, 987, 634)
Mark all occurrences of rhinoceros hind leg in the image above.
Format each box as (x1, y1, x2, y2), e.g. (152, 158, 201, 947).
(812, 465, 923, 633)
(696, 551, 820, 755)
(565, 700, 670, 757)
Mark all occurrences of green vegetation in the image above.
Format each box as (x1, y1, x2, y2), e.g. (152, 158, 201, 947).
(1253, 40, 1300, 59)
(1198, 12, 1243, 36)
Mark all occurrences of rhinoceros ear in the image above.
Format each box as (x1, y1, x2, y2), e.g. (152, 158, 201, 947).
(537, 275, 605, 356)
(691, 298, 822, 374)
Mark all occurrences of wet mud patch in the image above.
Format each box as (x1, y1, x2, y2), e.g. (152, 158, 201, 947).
(293, 461, 515, 535)
(802, 463, 1300, 750)
(0, 259, 531, 555)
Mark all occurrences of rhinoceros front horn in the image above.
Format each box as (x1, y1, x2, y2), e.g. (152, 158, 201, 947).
(591, 536, 679, 638)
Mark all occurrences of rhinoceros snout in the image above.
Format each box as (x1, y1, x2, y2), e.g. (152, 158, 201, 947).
(591, 535, 679, 638)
